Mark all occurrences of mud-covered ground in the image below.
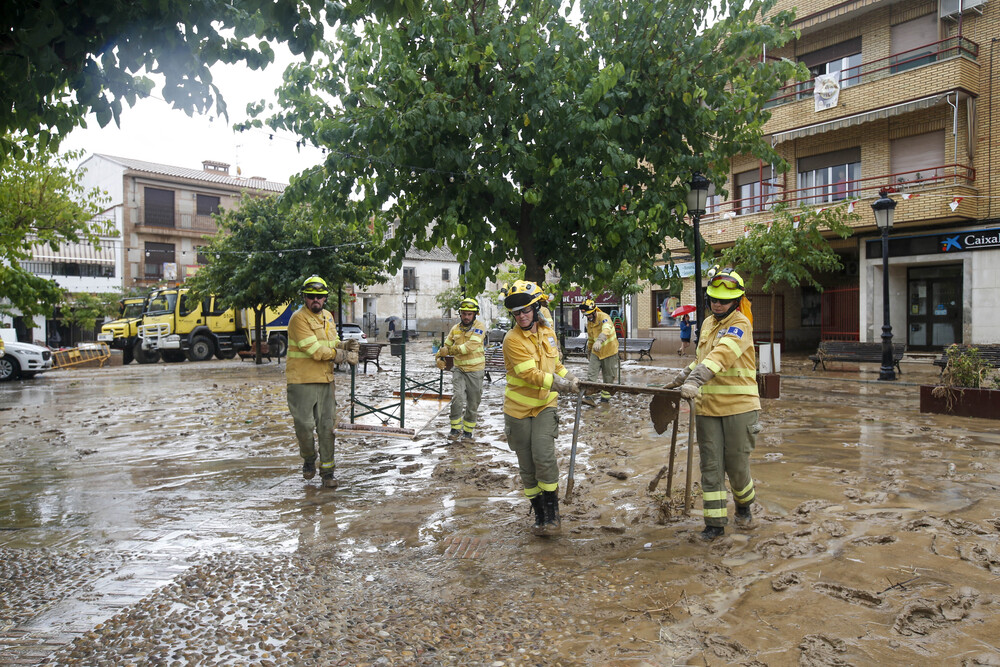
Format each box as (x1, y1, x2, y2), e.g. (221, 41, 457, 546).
(1, 346, 999, 666)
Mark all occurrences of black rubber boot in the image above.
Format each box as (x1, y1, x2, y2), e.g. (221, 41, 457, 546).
(302, 458, 316, 480)
(321, 473, 338, 489)
(529, 496, 546, 535)
(448, 428, 462, 440)
(734, 503, 753, 528)
(542, 489, 561, 535)
(700, 525, 724, 541)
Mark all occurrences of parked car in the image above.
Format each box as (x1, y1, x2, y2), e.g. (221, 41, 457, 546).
(337, 323, 367, 342)
(0, 329, 53, 381)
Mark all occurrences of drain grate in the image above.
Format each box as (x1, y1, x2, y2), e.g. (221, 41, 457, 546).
(441, 534, 491, 559)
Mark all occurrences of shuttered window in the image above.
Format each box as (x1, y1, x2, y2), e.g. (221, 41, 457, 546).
(891, 131, 945, 186)
(196, 194, 220, 216)
(891, 14, 938, 73)
(144, 242, 175, 278)
(144, 188, 175, 227)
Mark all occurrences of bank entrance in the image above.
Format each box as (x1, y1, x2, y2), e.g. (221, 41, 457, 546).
(906, 264, 962, 350)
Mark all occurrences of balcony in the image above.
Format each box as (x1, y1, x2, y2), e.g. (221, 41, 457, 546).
(765, 37, 979, 135)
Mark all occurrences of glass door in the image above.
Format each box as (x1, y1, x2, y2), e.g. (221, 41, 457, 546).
(907, 265, 962, 350)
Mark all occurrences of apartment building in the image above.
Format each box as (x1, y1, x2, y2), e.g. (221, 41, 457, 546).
(645, 0, 998, 352)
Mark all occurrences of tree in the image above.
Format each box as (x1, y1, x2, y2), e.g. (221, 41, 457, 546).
(57, 292, 116, 345)
(186, 195, 388, 363)
(721, 204, 857, 371)
(254, 0, 803, 294)
(0, 0, 333, 163)
(0, 141, 110, 318)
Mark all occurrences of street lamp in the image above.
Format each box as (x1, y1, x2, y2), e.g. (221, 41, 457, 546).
(686, 172, 710, 341)
(872, 189, 897, 381)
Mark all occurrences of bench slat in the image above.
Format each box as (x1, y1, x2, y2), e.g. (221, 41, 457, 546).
(809, 341, 905, 373)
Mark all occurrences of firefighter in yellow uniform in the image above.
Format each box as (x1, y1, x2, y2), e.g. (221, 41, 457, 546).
(435, 298, 486, 441)
(286, 276, 359, 489)
(581, 298, 620, 403)
(666, 268, 760, 541)
(502, 280, 580, 536)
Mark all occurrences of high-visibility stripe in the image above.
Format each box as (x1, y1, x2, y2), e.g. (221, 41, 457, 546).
(687, 361, 697, 371)
(299, 335, 318, 346)
(450, 418, 462, 428)
(456, 354, 485, 366)
(504, 387, 556, 408)
(557, 368, 568, 378)
(704, 358, 723, 374)
(319, 462, 335, 470)
(600, 391, 611, 399)
(720, 337, 741, 355)
(513, 359, 536, 374)
(701, 385, 759, 395)
(733, 480, 755, 502)
(524, 485, 541, 498)
(703, 490, 727, 501)
(462, 420, 476, 430)
(704, 507, 728, 518)
(538, 481, 558, 492)
(506, 375, 535, 388)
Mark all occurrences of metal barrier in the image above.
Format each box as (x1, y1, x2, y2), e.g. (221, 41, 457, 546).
(51, 343, 111, 369)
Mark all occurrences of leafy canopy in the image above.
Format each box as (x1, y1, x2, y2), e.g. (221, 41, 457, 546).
(253, 0, 803, 294)
(0, 140, 110, 318)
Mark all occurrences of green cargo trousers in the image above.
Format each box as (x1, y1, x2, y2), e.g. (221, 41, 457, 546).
(695, 410, 760, 527)
(504, 407, 559, 497)
(587, 351, 619, 400)
(287, 382, 337, 473)
(450, 368, 484, 433)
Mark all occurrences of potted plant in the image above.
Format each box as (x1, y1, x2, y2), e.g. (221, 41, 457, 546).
(920, 346, 1000, 419)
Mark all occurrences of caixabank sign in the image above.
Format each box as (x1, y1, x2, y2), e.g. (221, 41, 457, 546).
(939, 228, 1000, 253)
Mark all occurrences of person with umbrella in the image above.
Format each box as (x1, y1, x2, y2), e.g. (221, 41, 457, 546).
(670, 304, 697, 356)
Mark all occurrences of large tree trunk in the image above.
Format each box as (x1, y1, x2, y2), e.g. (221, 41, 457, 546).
(516, 203, 546, 284)
(255, 307, 264, 365)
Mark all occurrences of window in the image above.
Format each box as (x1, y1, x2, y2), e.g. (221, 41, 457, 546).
(144, 242, 175, 278)
(891, 14, 938, 74)
(442, 268, 450, 281)
(195, 246, 209, 264)
(891, 131, 945, 187)
(652, 291, 681, 328)
(196, 194, 221, 216)
(144, 188, 175, 227)
(403, 267, 417, 290)
(735, 166, 777, 214)
(799, 38, 863, 94)
(797, 148, 861, 206)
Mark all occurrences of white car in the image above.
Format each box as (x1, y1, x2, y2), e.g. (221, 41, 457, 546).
(337, 323, 368, 342)
(0, 330, 53, 381)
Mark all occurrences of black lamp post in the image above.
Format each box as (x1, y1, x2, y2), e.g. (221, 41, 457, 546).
(686, 172, 710, 341)
(872, 189, 897, 381)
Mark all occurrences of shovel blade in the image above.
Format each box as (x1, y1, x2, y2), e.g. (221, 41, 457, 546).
(649, 393, 680, 435)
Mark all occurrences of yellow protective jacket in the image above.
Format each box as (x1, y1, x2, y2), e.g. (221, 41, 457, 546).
(502, 323, 569, 419)
(445, 318, 486, 371)
(286, 306, 341, 384)
(586, 308, 620, 360)
(688, 309, 760, 417)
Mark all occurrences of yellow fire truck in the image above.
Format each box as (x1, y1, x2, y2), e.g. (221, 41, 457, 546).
(97, 297, 147, 364)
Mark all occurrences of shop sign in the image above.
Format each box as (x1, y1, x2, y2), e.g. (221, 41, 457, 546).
(939, 228, 1000, 253)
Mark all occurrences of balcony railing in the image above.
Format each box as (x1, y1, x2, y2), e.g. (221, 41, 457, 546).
(767, 36, 978, 108)
(704, 163, 975, 219)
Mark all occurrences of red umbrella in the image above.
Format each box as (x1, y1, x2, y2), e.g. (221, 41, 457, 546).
(670, 304, 697, 318)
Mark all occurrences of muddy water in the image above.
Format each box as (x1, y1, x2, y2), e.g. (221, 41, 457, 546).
(1, 354, 999, 665)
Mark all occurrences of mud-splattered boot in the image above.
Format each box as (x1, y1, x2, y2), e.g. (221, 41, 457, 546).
(321, 473, 338, 489)
(302, 458, 316, 480)
(734, 503, 754, 528)
(529, 496, 546, 536)
(700, 525, 724, 541)
(448, 428, 462, 440)
(461, 430, 474, 442)
(541, 490, 561, 535)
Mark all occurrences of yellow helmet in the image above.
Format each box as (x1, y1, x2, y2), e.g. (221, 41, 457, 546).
(301, 276, 329, 295)
(706, 267, 745, 300)
(458, 297, 480, 313)
(504, 280, 544, 311)
(579, 298, 597, 315)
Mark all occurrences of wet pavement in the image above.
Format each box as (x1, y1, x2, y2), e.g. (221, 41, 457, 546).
(2, 350, 999, 665)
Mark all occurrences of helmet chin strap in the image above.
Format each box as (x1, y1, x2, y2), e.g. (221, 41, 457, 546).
(712, 300, 741, 320)
(517, 307, 539, 330)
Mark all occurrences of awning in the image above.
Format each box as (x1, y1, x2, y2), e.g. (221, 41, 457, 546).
(771, 93, 952, 145)
(30, 241, 116, 265)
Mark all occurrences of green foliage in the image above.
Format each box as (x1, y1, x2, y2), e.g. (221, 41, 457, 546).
(186, 195, 389, 313)
(255, 0, 804, 294)
(58, 293, 113, 340)
(0, 0, 339, 164)
(721, 204, 856, 295)
(0, 140, 110, 317)
(940, 346, 997, 390)
(435, 286, 465, 313)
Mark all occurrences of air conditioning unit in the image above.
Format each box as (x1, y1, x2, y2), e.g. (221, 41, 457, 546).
(940, 0, 986, 19)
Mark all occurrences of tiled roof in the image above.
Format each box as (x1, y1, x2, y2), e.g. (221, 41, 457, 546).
(406, 245, 457, 261)
(91, 154, 287, 193)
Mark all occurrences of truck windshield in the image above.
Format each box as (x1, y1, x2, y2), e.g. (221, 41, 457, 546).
(122, 303, 145, 319)
(145, 293, 176, 315)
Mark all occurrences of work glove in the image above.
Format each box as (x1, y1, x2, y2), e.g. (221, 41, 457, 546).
(550, 373, 580, 394)
(341, 339, 360, 352)
(436, 358, 447, 371)
(346, 350, 359, 366)
(679, 363, 715, 399)
(436, 345, 452, 358)
(664, 366, 692, 389)
(334, 348, 348, 364)
(592, 340, 602, 354)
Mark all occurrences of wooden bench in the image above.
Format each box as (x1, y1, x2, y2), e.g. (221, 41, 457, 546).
(932, 344, 1000, 373)
(239, 341, 273, 362)
(484, 345, 506, 384)
(618, 337, 655, 361)
(358, 342, 385, 373)
(809, 341, 905, 374)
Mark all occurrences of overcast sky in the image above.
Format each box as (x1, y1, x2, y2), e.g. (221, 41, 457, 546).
(61, 45, 325, 185)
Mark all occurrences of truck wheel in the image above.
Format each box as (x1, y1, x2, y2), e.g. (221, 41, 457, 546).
(122, 345, 134, 365)
(186, 335, 213, 362)
(162, 350, 186, 363)
(267, 333, 288, 358)
(215, 345, 237, 360)
(134, 340, 160, 364)
(0, 356, 19, 381)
